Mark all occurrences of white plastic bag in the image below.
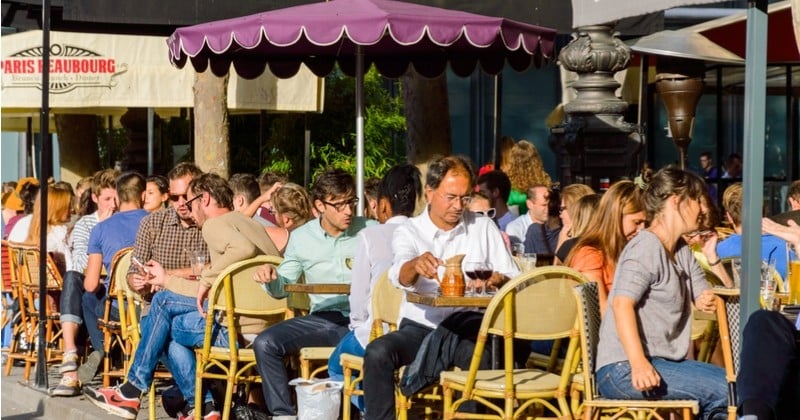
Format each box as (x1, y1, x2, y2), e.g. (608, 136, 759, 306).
(288, 378, 343, 420)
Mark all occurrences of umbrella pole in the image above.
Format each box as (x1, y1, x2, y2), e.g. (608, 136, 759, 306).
(355, 46, 365, 217)
(740, 0, 769, 339)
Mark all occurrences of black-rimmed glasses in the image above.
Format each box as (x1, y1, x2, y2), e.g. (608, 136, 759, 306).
(321, 197, 359, 212)
(184, 194, 203, 211)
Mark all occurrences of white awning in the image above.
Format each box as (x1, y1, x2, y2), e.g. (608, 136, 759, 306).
(1, 30, 324, 118)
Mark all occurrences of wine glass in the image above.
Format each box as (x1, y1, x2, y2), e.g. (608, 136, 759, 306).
(463, 261, 480, 297)
(465, 261, 493, 296)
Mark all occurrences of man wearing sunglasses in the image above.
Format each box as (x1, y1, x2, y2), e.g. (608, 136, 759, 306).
(86, 173, 280, 420)
(252, 168, 375, 418)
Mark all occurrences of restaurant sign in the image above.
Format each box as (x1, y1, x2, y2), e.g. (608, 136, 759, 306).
(1, 43, 127, 94)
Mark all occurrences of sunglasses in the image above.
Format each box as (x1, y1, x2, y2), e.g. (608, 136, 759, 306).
(169, 193, 188, 202)
(184, 194, 203, 211)
(473, 208, 496, 219)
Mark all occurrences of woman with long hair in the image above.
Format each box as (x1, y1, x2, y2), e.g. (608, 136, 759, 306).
(555, 193, 601, 264)
(25, 185, 75, 272)
(595, 167, 726, 419)
(501, 140, 551, 215)
(555, 183, 594, 253)
(565, 180, 646, 313)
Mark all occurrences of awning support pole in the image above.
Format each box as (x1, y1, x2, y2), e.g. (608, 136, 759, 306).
(355, 46, 365, 217)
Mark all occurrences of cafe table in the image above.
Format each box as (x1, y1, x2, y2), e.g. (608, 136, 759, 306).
(405, 291, 492, 308)
(284, 283, 351, 294)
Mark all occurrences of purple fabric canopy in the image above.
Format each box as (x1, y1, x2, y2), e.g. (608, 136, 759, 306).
(167, 0, 557, 79)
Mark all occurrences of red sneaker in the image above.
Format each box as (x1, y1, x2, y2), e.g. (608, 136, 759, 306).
(83, 384, 141, 419)
(178, 408, 221, 420)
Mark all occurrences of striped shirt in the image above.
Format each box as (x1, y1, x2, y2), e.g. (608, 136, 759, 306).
(128, 207, 207, 276)
(70, 212, 99, 273)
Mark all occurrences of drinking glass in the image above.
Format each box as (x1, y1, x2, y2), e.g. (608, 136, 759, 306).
(464, 261, 493, 296)
(760, 276, 777, 310)
(731, 258, 742, 288)
(787, 244, 800, 305)
(520, 253, 537, 272)
(190, 250, 206, 280)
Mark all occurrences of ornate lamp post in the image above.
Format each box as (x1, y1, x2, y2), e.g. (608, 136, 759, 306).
(550, 24, 644, 189)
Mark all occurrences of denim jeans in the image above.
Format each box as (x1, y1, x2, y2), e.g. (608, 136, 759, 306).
(327, 330, 365, 411)
(82, 284, 119, 352)
(126, 290, 207, 407)
(596, 359, 728, 420)
(252, 311, 349, 416)
(60, 270, 85, 325)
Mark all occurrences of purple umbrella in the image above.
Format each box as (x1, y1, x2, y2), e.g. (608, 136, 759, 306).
(168, 0, 556, 214)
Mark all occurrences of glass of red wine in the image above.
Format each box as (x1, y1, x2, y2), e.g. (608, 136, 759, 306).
(464, 261, 493, 296)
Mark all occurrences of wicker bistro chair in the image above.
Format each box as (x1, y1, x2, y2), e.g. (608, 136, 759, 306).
(439, 266, 588, 420)
(195, 255, 292, 420)
(339, 270, 403, 420)
(7, 245, 65, 380)
(712, 288, 741, 420)
(3, 241, 34, 377)
(118, 260, 174, 420)
(98, 247, 133, 387)
(572, 282, 699, 420)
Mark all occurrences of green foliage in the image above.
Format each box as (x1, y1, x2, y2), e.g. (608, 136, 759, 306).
(96, 122, 129, 168)
(258, 65, 406, 186)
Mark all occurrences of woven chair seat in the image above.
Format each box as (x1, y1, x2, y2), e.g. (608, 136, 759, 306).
(585, 399, 699, 411)
(440, 368, 562, 393)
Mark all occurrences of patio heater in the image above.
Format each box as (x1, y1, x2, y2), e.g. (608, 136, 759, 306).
(654, 58, 706, 170)
(550, 24, 644, 189)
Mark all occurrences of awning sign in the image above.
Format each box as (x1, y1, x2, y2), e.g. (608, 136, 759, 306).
(3, 44, 127, 93)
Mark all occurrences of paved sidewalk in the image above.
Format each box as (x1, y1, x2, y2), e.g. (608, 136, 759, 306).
(1, 360, 170, 420)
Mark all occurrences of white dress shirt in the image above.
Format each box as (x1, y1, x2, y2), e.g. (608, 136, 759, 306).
(389, 207, 520, 329)
(349, 215, 408, 348)
(504, 213, 533, 246)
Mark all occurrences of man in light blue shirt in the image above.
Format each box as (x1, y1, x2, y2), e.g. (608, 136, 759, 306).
(253, 169, 375, 418)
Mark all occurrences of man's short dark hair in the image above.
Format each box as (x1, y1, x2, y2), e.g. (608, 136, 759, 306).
(228, 173, 261, 205)
(189, 173, 234, 210)
(426, 155, 475, 190)
(312, 169, 355, 203)
(116, 172, 146, 204)
(167, 162, 203, 181)
(476, 170, 511, 202)
(700, 151, 713, 160)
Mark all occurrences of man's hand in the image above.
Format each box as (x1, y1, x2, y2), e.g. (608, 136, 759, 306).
(97, 203, 116, 222)
(630, 360, 661, 391)
(695, 289, 716, 313)
(127, 272, 149, 293)
(487, 272, 509, 288)
(412, 252, 443, 280)
(197, 283, 210, 317)
(253, 264, 277, 284)
(144, 260, 167, 287)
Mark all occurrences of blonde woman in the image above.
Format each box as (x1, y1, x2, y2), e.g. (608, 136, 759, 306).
(502, 140, 552, 215)
(265, 182, 314, 254)
(555, 193, 600, 265)
(555, 183, 595, 253)
(565, 181, 646, 314)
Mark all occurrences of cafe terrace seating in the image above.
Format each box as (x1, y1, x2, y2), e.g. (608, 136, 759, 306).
(97, 247, 133, 387)
(573, 282, 699, 420)
(439, 266, 587, 419)
(195, 255, 291, 420)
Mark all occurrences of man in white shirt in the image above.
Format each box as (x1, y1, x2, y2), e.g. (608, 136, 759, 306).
(362, 156, 520, 419)
(505, 185, 550, 247)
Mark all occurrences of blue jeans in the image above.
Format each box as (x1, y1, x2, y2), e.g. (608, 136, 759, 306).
(82, 284, 121, 352)
(597, 359, 727, 420)
(126, 290, 209, 407)
(328, 330, 365, 411)
(252, 311, 349, 416)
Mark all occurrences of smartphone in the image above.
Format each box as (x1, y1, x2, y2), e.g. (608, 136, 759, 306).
(131, 256, 149, 274)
